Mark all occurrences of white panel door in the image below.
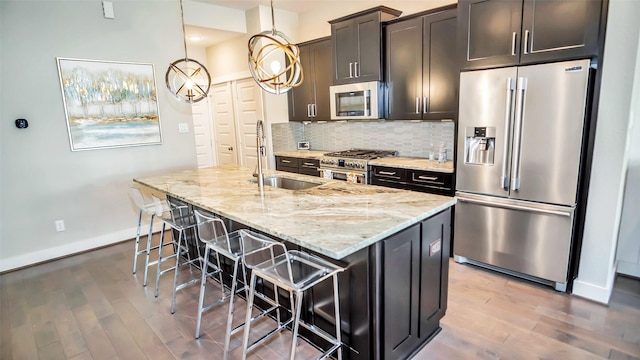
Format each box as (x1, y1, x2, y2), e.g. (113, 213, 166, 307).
(211, 82, 238, 166)
(233, 78, 264, 169)
(191, 98, 214, 168)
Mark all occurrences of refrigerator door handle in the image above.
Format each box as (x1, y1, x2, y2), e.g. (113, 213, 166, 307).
(511, 77, 527, 191)
(415, 97, 421, 114)
(457, 196, 572, 217)
(501, 78, 516, 189)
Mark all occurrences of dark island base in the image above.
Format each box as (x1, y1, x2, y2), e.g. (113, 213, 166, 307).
(171, 196, 452, 360)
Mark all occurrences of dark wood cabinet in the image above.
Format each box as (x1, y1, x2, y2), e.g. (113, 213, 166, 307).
(275, 156, 320, 177)
(370, 165, 454, 196)
(381, 209, 452, 359)
(196, 205, 453, 360)
(330, 6, 401, 85)
(288, 37, 333, 121)
(458, 0, 603, 70)
(382, 224, 421, 360)
(419, 209, 451, 338)
(386, 6, 458, 121)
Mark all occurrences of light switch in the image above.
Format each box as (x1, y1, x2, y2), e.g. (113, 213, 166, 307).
(102, 1, 115, 19)
(178, 123, 189, 133)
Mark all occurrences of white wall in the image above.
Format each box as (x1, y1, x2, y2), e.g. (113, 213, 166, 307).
(616, 32, 640, 278)
(0, 0, 197, 271)
(573, 0, 640, 303)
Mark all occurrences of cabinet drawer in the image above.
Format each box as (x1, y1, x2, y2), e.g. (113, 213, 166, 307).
(406, 170, 453, 194)
(276, 156, 300, 168)
(299, 159, 320, 176)
(407, 170, 452, 187)
(372, 166, 406, 181)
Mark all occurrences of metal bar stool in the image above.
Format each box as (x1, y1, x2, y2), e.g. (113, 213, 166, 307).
(128, 185, 169, 288)
(150, 195, 199, 302)
(239, 230, 345, 360)
(193, 210, 248, 358)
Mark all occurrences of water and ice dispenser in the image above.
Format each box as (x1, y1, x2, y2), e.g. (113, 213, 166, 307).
(464, 127, 495, 165)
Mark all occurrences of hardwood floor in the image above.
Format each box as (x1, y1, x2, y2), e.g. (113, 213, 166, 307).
(1, 234, 639, 359)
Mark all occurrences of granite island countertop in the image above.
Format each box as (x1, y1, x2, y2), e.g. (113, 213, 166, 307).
(134, 166, 455, 260)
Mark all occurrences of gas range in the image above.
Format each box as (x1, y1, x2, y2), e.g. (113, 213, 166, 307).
(318, 149, 397, 184)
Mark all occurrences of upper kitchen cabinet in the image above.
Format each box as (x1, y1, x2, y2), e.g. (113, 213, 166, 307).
(330, 6, 401, 85)
(288, 37, 333, 121)
(386, 6, 458, 121)
(458, 0, 603, 70)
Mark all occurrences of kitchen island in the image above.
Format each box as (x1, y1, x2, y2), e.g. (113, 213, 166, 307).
(134, 166, 456, 360)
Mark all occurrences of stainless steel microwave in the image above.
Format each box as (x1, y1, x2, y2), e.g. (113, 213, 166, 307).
(329, 81, 384, 120)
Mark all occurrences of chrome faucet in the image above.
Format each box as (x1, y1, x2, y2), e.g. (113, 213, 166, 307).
(255, 120, 266, 190)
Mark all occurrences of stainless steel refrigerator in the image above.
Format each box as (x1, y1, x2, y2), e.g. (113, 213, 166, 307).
(454, 59, 591, 292)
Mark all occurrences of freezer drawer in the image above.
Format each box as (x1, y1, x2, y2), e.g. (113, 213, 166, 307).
(453, 193, 575, 285)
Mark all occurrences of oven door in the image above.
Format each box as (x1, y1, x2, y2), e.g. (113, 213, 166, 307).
(319, 168, 367, 184)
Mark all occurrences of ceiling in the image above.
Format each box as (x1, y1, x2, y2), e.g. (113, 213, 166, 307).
(191, 0, 321, 13)
(186, 0, 322, 48)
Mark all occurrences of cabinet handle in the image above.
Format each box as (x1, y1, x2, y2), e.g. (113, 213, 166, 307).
(228, 146, 233, 151)
(281, 159, 291, 163)
(423, 97, 429, 114)
(523, 30, 530, 55)
(418, 176, 438, 181)
(415, 97, 421, 114)
(303, 162, 316, 166)
(312, 103, 317, 117)
(307, 104, 312, 117)
(349, 62, 354, 78)
(354, 62, 359, 77)
(379, 171, 397, 176)
(511, 32, 517, 56)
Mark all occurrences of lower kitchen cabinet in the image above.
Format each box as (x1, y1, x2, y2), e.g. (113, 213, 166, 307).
(381, 209, 451, 359)
(275, 156, 320, 177)
(370, 165, 454, 196)
(189, 205, 452, 360)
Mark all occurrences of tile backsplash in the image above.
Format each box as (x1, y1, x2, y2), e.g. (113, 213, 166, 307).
(272, 121, 455, 159)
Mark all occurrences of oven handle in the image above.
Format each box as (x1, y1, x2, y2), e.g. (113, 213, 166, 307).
(319, 168, 367, 182)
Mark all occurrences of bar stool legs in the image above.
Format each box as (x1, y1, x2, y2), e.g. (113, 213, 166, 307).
(237, 230, 344, 360)
(241, 272, 343, 360)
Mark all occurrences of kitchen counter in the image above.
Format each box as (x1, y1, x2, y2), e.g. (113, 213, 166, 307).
(134, 165, 455, 260)
(369, 156, 454, 173)
(274, 150, 327, 159)
(134, 165, 454, 360)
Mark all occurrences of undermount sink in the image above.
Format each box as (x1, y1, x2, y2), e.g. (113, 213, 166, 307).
(253, 176, 322, 190)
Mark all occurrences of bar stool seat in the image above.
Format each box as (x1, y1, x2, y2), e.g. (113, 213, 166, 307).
(150, 195, 199, 304)
(239, 230, 345, 360)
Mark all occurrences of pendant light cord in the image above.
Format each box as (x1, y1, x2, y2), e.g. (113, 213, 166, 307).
(180, 0, 189, 62)
(270, 0, 276, 35)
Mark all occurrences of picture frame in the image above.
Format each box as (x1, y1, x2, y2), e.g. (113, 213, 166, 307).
(56, 57, 162, 151)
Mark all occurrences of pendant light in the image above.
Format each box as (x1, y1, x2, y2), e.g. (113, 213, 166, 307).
(248, 0, 303, 94)
(165, 0, 211, 103)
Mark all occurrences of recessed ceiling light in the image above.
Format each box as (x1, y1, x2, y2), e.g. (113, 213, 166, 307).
(188, 35, 202, 41)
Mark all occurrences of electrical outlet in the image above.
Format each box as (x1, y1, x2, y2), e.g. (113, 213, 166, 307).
(178, 123, 189, 133)
(55, 220, 65, 232)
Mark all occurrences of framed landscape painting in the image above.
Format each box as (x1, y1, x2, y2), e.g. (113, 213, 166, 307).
(56, 57, 162, 151)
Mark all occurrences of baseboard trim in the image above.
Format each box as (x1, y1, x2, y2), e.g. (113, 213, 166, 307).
(0, 225, 160, 273)
(617, 260, 640, 278)
(572, 263, 617, 304)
